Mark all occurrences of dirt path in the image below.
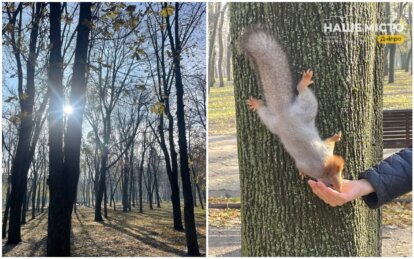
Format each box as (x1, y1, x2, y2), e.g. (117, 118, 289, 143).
(208, 224, 412, 257)
(2, 204, 205, 256)
(208, 135, 240, 198)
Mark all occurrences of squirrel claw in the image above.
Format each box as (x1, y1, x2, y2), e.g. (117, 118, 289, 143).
(299, 171, 306, 181)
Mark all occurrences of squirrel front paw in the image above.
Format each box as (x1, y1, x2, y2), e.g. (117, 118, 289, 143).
(246, 97, 263, 111)
(297, 69, 314, 92)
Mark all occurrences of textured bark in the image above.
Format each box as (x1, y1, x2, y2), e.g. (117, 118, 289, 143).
(231, 2, 383, 256)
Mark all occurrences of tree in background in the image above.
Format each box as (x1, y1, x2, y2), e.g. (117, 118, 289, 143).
(208, 2, 221, 89)
(217, 4, 228, 87)
(5, 2, 48, 244)
(165, 2, 204, 256)
(231, 2, 384, 256)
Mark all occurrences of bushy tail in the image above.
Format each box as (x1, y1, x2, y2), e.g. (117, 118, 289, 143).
(240, 27, 294, 113)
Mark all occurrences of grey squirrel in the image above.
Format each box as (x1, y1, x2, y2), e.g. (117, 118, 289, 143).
(240, 28, 345, 192)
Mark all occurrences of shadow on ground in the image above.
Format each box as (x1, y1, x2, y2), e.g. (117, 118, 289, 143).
(2, 203, 205, 257)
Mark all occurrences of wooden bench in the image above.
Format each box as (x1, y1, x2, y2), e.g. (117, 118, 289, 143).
(383, 109, 412, 148)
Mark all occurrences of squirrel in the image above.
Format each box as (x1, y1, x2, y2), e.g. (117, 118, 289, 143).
(240, 27, 345, 192)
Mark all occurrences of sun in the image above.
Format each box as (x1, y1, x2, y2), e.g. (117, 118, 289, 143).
(63, 105, 74, 115)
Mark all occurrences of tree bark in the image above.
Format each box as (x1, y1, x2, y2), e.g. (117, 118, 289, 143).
(231, 2, 383, 256)
(47, 3, 92, 256)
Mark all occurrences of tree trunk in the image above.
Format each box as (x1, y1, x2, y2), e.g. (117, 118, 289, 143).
(138, 155, 144, 213)
(226, 32, 232, 81)
(388, 45, 396, 83)
(21, 189, 27, 225)
(128, 144, 134, 211)
(31, 170, 38, 219)
(154, 169, 161, 208)
(166, 3, 200, 256)
(36, 172, 42, 212)
(122, 156, 129, 212)
(95, 118, 110, 221)
(404, 47, 411, 72)
(386, 3, 395, 83)
(104, 181, 108, 218)
(7, 3, 43, 244)
(2, 189, 11, 238)
(217, 4, 228, 87)
(47, 3, 91, 256)
(191, 165, 205, 209)
(208, 2, 221, 89)
(41, 172, 46, 213)
(231, 2, 383, 256)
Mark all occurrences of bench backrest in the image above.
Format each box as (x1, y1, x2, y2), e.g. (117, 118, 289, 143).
(383, 109, 412, 148)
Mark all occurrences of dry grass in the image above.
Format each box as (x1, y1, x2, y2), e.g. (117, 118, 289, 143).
(2, 203, 205, 257)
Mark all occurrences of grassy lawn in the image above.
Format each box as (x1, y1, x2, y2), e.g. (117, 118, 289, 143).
(209, 71, 412, 135)
(208, 81, 236, 136)
(383, 70, 412, 109)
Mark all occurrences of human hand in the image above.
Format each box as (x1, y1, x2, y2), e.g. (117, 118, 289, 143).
(308, 179, 374, 207)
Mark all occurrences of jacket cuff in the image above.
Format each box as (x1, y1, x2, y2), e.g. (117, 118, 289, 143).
(358, 168, 383, 209)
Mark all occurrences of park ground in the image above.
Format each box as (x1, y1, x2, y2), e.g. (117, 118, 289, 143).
(2, 204, 205, 256)
(208, 70, 412, 256)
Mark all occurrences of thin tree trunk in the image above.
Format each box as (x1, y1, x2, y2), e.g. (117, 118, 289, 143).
(226, 32, 232, 81)
(2, 189, 11, 238)
(41, 172, 46, 213)
(31, 170, 38, 219)
(208, 3, 221, 88)
(166, 3, 200, 255)
(217, 4, 228, 87)
(154, 169, 161, 208)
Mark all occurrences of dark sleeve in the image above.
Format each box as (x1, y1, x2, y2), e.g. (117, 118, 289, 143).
(358, 147, 412, 209)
